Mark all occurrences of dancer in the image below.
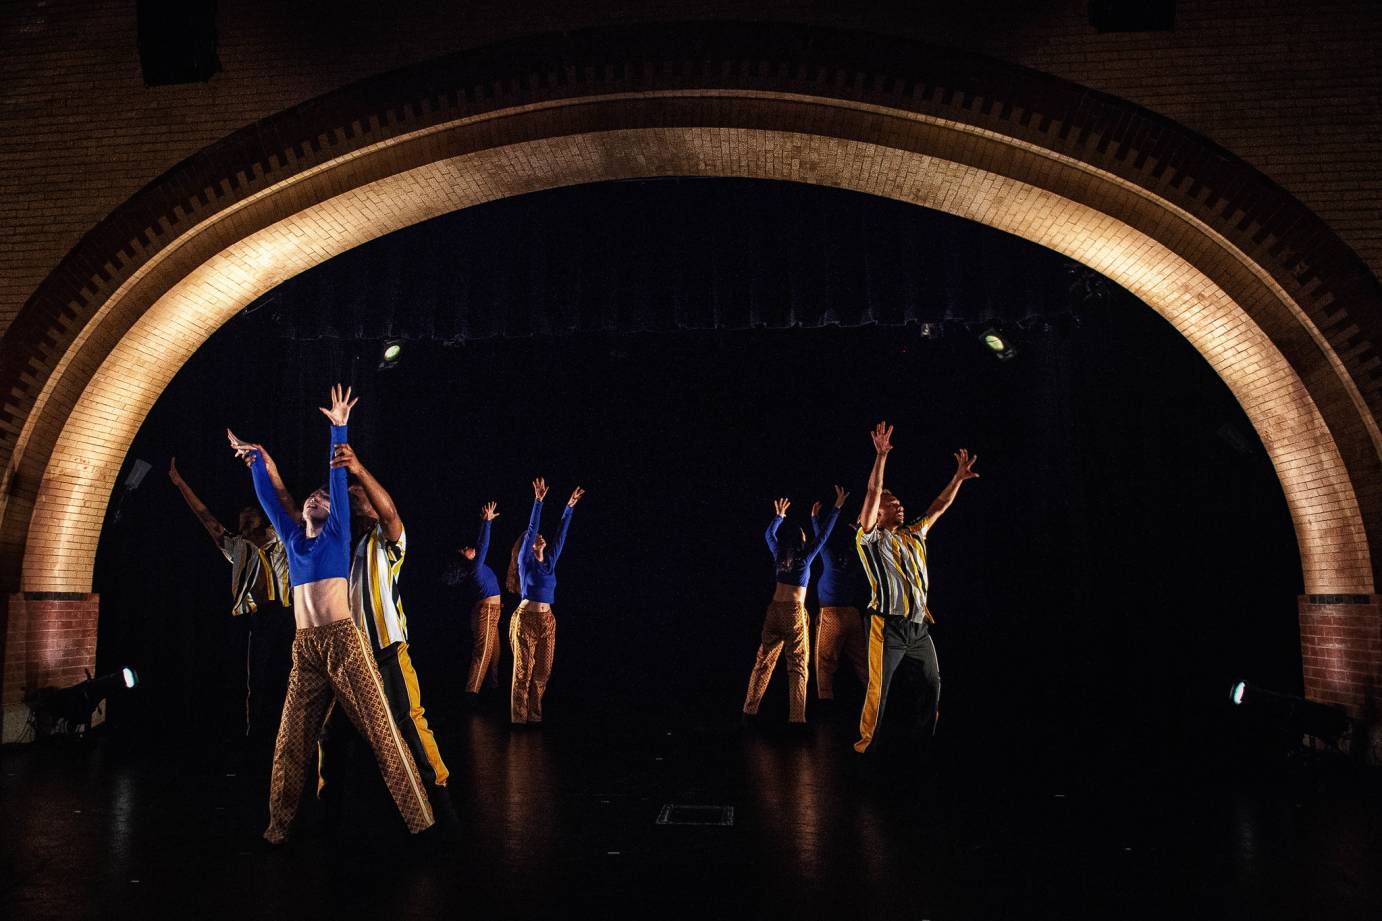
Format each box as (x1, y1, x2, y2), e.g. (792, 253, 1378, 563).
(742, 485, 846, 724)
(168, 458, 292, 741)
(810, 499, 869, 702)
(853, 421, 978, 756)
(227, 385, 432, 843)
(445, 501, 504, 705)
(249, 439, 452, 802)
(509, 477, 584, 725)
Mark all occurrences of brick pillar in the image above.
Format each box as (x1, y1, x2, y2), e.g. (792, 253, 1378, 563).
(1299, 594, 1382, 756)
(1, 592, 100, 743)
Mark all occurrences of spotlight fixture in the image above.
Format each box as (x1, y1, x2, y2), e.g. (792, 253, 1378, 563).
(979, 327, 1017, 361)
(110, 458, 153, 525)
(1229, 680, 1351, 749)
(379, 339, 404, 370)
(919, 322, 942, 340)
(26, 668, 140, 736)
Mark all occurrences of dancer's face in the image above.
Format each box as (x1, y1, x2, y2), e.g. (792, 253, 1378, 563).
(302, 488, 330, 525)
(877, 491, 905, 529)
(238, 506, 266, 535)
(348, 484, 377, 520)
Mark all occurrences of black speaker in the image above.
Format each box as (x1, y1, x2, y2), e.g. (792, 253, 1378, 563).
(137, 0, 221, 86)
(1089, 0, 1176, 33)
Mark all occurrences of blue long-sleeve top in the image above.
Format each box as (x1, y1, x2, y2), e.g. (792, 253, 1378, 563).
(517, 497, 572, 604)
(444, 518, 503, 600)
(249, 424, 351, 586)
(812, 512, 866, 607)
(767, 506, 838, 587)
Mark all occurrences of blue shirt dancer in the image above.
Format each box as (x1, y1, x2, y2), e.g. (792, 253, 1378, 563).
(507, 477, 584, 725)
(227, 384, 433, 844)
(811, 500, 870, 702)
(446, 501, 504, 703)
(742, 484, 846, 725)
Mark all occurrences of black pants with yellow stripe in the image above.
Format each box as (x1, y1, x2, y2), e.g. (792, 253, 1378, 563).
(854, 612, 940, 754)
(319, 640, 449, 804)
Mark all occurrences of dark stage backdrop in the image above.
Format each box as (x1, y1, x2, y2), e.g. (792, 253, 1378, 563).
(91, 180, 1302, 768)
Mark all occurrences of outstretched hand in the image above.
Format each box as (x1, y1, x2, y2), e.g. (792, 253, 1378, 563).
(871, 421, 894, 455)
(330, 443, 363, 474)
(954, 449, 980, 481)
(226, 429, 263, 468)
(810, 500, 822, 518)
(567, 487, 586, 508)
(833, 484, 850, 508)
(773, 497, 790, 518)
(482, 501, 499, 521)
(532, 477, 548, 501)
(318, 383, 358, 426)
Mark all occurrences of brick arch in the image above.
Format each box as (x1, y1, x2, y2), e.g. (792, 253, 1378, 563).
(2, 23, 1379, 719)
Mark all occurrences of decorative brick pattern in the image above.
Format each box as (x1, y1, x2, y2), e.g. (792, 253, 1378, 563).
(1, 593, 100, 709)
(1298, 596, 1382, 721)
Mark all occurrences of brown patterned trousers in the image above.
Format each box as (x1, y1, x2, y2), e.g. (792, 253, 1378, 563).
(264, 619, 434, 843)
(816, 605, 868, 700)
(465, 600, 503, 694)
(509, 602, 556, 724)
(742, 600, 810, 722)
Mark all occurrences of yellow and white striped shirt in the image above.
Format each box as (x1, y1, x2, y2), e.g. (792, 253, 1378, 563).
(219, 531, 291, 616)
(856, 515, 935, 624)
(349, 524, 408, 650)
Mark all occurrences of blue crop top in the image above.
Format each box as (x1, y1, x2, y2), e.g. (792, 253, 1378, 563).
(518, 498, 572, 605)
(444, 518, 503, 600)
(767, 506, 838, 587)
(249, 424, 351, 586)
(812, 512, 865, 607)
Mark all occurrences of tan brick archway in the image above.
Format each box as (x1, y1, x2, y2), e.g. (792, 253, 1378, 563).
(2, 25, 1379, 727)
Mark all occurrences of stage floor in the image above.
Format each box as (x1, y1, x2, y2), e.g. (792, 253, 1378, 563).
(3, 699, 1380, 921)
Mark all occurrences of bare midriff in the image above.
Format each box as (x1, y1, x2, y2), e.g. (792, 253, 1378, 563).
(479, 594, 501, 606)
(771, 583, 808, 604)
(518, 599, 552, 613)
(292, 577, 353, 629)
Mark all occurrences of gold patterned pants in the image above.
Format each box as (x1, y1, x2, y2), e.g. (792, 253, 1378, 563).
(465, 600, 503, 694)
(509, 602, 556, 724)
(742, 600, 810, 722)
(816, 605, 868, 700)
(264, 619, 433, 843)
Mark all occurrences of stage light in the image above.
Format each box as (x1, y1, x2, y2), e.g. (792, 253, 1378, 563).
(979, 327, 1017, 361)
(1228, 680, 1351, 749)
(379, 339, 403, 370)
(26, 668, 141, 737)
(919, 322, 942, 340)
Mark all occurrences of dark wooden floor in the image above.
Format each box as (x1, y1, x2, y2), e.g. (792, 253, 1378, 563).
(3, 694, 1380, 921)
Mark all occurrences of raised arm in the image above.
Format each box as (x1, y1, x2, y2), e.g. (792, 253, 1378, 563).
(916, 449, 979, 534)
(475, 501, 498, 564)
(253, 443, 299, 522)
(765, 497, 789, 556)
(549, 487, 584, 564)
(167, 458, 228, 548)
(527, 477, 547, 540)
(802, 485, 847, 562)
(858, 422, 894, 533)
(331, 443, 401, 542)
(318, 384, 357, 536)
(230, 431, 301, 540)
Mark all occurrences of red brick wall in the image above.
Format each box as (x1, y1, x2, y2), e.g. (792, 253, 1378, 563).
(1299, 595, 1382, 722)
(0, 0, 1379, 336)
(1, 592, 100, 709)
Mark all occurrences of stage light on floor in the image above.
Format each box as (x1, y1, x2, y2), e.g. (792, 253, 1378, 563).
(980, 327, 1017, 361)
(379, 339, 403, 369)
(25, 668, 141, 737)
(1228, 680, 1351, 751)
